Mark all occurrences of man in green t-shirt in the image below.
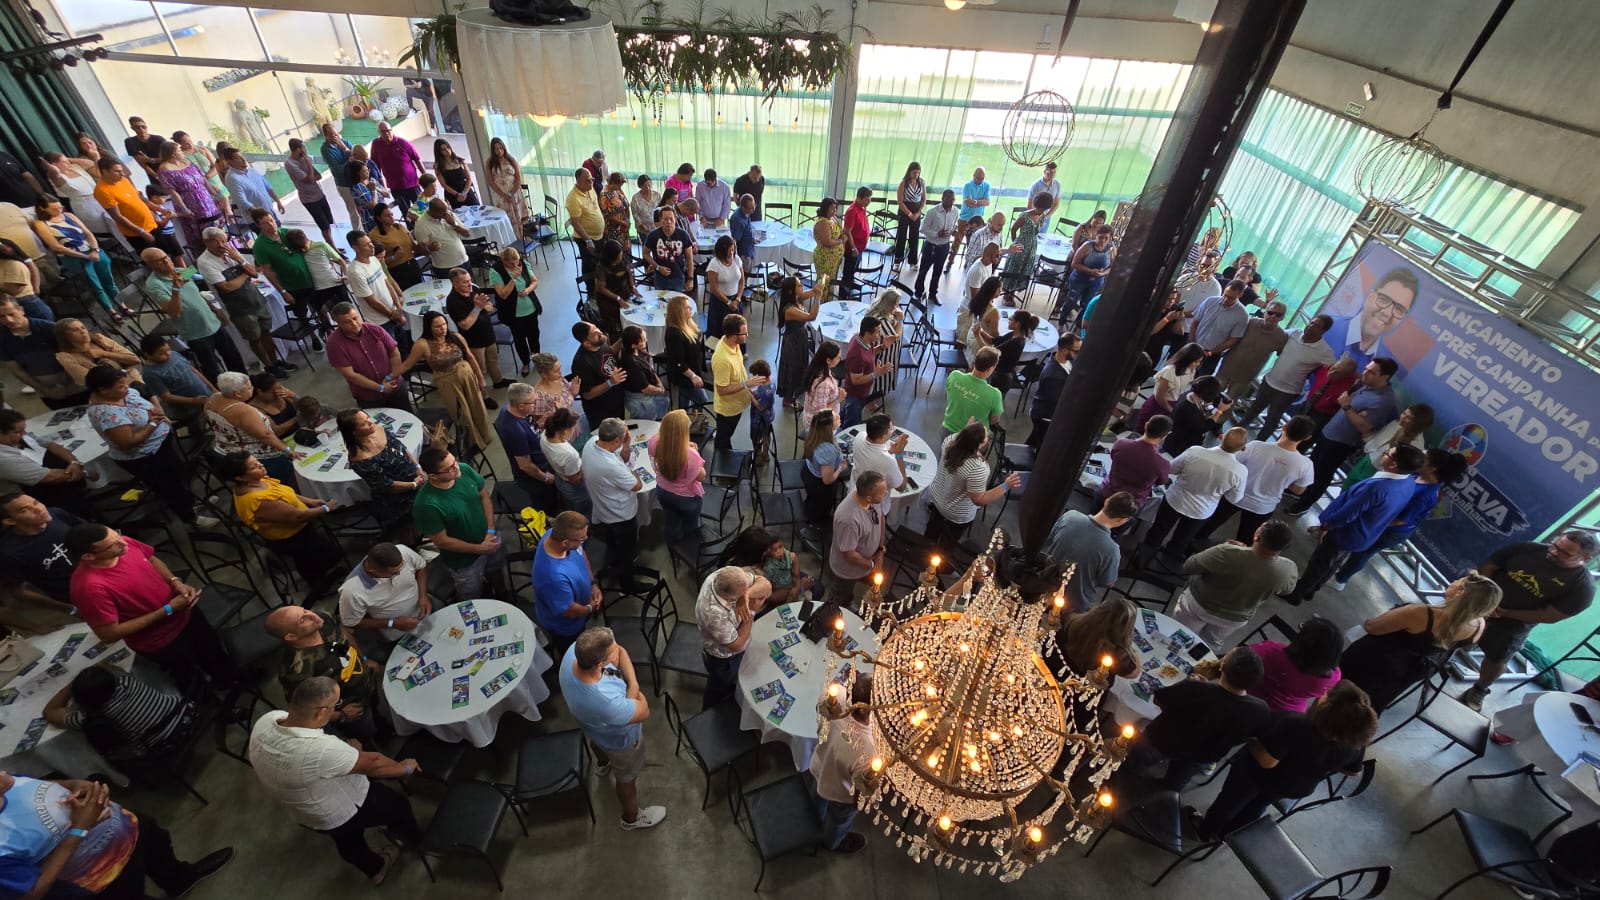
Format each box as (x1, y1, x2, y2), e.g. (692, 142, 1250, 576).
(248, 208, 321, 348)
(941, 346, 1004, 435)
(412, 446, 507, 599)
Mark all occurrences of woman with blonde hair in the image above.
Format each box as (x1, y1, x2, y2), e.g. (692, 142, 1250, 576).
(801, 409, 848, 524)
(1340, 572, 1502, 710)
(53, 318, 140, 388)
(398, 311, 494, 451)
(664, 293, 707, 407)
(647, 408, 706, 543)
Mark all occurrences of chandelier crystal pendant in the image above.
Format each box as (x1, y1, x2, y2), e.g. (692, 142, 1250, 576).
(817, 530, 1129, 882)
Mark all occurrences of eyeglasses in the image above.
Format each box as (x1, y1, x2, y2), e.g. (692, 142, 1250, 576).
(1370, 289, 1412, 315)
(1265, 310, 1285, 318)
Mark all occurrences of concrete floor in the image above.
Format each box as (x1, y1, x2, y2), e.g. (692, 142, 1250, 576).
(22, 207, 1555, 899)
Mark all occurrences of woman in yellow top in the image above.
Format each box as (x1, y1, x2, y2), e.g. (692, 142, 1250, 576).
(215, 450, 344, 595)
(811, 197, 845, 288)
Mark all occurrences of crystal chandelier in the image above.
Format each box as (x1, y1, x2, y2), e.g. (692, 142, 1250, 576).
(817, 530, 1130, 882)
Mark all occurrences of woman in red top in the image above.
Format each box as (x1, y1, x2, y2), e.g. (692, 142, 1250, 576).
(1296, 357, 1359, 439)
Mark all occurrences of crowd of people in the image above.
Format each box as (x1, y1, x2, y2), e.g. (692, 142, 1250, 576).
(0, 118, 1596, 895)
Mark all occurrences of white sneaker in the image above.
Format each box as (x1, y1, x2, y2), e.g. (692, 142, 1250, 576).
(1331, 579, 1348, 592)
(620, 805, 666, 831)
(194, 514, 221, 529)
(20, 385, 35, 395)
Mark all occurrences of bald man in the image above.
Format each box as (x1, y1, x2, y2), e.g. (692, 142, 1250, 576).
(266, 605, 382, 749)
(139, 247, 246, 381)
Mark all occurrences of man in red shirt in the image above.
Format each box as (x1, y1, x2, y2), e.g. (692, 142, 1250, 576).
(841, 186, 872, 294)
(67, 523, 232, 687)
(841, 316, 890, 429)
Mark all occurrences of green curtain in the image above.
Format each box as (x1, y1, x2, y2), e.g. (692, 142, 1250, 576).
(1218, 91, 1581, 312)
(484, 85, 833, 212)
(849, 46, 1189, 225)
(0, 3, 105, 171)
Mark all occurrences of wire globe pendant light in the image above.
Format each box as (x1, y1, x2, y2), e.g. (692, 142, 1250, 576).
(1001, 90, 1076, 168)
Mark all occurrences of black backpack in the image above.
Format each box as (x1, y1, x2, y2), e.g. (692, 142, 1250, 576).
(491, 0, 590, 25)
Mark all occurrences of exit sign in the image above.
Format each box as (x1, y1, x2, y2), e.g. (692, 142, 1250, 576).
(1345, 101, 1366, 118)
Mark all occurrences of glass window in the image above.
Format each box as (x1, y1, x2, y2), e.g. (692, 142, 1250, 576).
(55, 0, 173, 56)
(151, 3, 267, 62)
(484, 87, 832, 211)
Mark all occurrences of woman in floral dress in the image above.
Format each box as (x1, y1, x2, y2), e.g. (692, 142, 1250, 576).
(485, 137, 527, 225)
(600, 172, 630, 246)
(154, 140, 220, 248)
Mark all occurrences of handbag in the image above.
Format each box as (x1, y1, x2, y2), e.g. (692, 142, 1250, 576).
(686, 408, 714, 439)
(0, 635, 45, 688)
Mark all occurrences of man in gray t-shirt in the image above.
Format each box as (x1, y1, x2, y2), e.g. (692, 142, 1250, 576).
(1172, 520, 1299, 646)
(1044, 493, 1137, 610)
(829, 472, 888, 606)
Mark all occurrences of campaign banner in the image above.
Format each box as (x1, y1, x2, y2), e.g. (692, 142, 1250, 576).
(1315, 241, 1600, 576)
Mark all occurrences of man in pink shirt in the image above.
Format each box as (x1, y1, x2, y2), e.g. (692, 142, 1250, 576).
(67, 522, 232, 686)
(369, 122, 424, 213)
(841, 186, 872, 293)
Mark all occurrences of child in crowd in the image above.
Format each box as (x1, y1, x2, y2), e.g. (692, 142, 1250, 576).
(748, 358, 776, 464)
(143, 183, 187, 265)
(414, 173, 441, 217)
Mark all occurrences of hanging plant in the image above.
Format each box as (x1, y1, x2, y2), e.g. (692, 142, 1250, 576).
(398, 5, 465, 74)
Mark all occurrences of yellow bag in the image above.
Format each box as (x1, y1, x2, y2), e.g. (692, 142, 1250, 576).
(515, 507, 548, 548)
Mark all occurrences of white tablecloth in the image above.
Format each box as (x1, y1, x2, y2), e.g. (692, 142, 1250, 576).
(381, 598, 552, 747)
(695, 225, 732, 253)
(624, 289, 696, 352)
(456, 205, 518, 248)
(838, 423, 936, 512)
(753, 222, 798, 267)
(24, 408, 118, 486)
(996, 306, 1061, 361)
(785, 231, 817, 267)
(623, 418, 659, 528)
(254, 277, 315, 363)
(1492, 692, 1600, 815)
(0, 626, 132, 778)
(402, 279, 453, 339)
(816, 300, 871, 346)
(1036, 233, 1074, 267)
(1104, 608, 1216, 723)
(290, 408, 425, 507)
(735, 602, 878, 770)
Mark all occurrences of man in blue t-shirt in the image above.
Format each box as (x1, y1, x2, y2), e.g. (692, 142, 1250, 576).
(531, 511, 601, 659)
(950, 167, 992, 272)
(559, 627, 665, 830)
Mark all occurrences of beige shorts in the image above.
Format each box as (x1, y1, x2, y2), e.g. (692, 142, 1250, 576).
(594, 736, 646, 783)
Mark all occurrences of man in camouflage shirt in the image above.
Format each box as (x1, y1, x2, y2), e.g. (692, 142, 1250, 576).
(265, 605, 381, 749)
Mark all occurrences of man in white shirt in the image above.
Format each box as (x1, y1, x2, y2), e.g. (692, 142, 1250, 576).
(337, 542, 430, 648)
(1138, 427, 1248, 567)
(1197, 415, 1314, 546)
(410, 199, 470, 270)
(1241, 314, 1336, 440)
(913, 190, 960, 305)
(1027, 161, 1062, 229)
(849, 414, 908, 516)
(695, 566, 755, 710)
(195, 226, 290, 378)
(964, 241, 1001, 305)
(809, 671, 876, 853)
(248, 676, 421, 885)
(580, 417, 642, 576)
(344, 230, 408, 341)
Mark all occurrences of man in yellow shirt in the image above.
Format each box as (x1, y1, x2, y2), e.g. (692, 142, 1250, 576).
(711, 314, 765, 453)
(565, 167, 605, 292)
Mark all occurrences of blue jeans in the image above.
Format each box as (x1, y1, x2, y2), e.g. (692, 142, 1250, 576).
(840, 395, 865, 429)
(1336, 526, 1412, 583)
(656, 488, 702, 544)
(675, 384, 709, 409)
(813, 784, 859, 849)
(625, 393, 670, 420)
(554, 478, 592, 518)
(1065, 271, 1104, 319)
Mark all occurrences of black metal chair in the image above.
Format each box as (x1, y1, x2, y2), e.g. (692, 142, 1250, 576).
(1152, 814, 1390, 898)
(752, 476, 804, 547)
(765, 202, 793, 226)
(1413, 809, 1600, 899)
(418, 780, 528, 892)
(1274, 758, 1377, 824)
(1082, 777, 1189, 861)
(397, 731, 469, 786)
(728, 768, 826, 891)
(663, 693, 761, 810)
(270, 314, 320, 371)
(506, 728, 595, 824)
(639, 587, 707, 693)
(214, 610, 279, 762)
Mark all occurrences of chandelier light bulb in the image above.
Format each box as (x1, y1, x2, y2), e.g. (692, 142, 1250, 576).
(1053, 593, 1066, 609)
(938, 815, 953, 831)
(928, 753, 941, 768)
(944, 0, 966, 9)
(930, 554, 942, 569)
(1028, 826, 1044, 843)
(1098, 791, 1114, 808)
(1100, 654, 1114, 670)
(873, 572, 884, 587)
(1121, 724, 1136, 740)
(870, 757, 884, 773)
(828, 683, 842, 699)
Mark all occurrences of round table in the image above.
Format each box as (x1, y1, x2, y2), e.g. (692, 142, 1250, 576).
(24, 407, 117, 486)
(735, 602, 878, 770)
(1105, 608, 1216, 723)
(624, 289, 696, 351)
(1493, 692, 1600, 813)
(816, 300, 872, 345)
(381, 598, 553, 747)
(1036, 232, 1074, 266)
(402, 279, 453, 339)
(622, 418, 659, 527)
(785, 231, 817, 267)
(455, 205, 518, 248)
(996, 306, 1060, 361)
(696, 225, 732, 253)
(837, 423, 935, 510)
(752, 222, 798, 267)
(0, 625, 133, 778)
(290, 407, 426, 507)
